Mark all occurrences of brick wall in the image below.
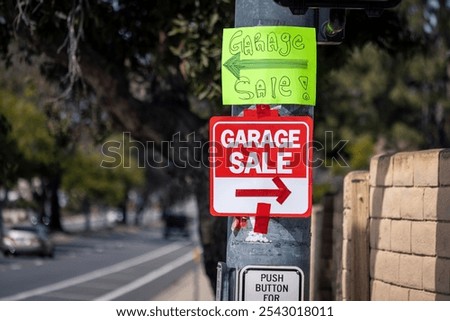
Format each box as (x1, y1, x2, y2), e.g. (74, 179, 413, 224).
(342, 149, 450, 301)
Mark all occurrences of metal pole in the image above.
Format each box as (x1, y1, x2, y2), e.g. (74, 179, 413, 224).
(218, 0, 314, 301)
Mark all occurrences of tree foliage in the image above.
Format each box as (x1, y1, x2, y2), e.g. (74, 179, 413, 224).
(0, 64, 144, 228)
(0, 114, 20, 187)
(316, 0, 450, 174)
(63, 142, 145, 210)
(0, 89, 56, 174)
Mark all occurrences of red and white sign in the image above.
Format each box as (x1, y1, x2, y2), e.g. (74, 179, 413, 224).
(209, 113, 313, 217)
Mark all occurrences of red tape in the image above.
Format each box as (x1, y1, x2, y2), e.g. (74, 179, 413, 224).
(253, 203, 271, 234)
(232, 217, 247, 231)
(243, 105, 278, 118)
(256, 104, 271, 118)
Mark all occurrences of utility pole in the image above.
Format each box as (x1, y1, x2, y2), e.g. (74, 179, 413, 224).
(214, 0, 401, 301)
(215, 0, 315, 301)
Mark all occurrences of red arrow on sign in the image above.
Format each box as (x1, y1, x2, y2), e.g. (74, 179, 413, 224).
(235, 176, 292, 205)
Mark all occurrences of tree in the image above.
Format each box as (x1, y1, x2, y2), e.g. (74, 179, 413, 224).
(0, 87, 59, 225)
(316, 0, 450, 171)
(0, 113, 21, 246)
(0, 0, 231, 287)
(63, 142, 145, 229)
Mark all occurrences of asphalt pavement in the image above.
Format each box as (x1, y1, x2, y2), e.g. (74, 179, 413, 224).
(0, 224, 215, 301)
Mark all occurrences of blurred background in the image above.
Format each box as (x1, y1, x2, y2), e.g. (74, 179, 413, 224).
(0, 0, 449, 300)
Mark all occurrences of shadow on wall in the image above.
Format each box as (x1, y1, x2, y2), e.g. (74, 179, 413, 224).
(366, 149, 450, 301)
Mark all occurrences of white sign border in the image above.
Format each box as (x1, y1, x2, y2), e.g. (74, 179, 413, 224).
(211, 119, 312, 216)
(237, 265, 305, 301)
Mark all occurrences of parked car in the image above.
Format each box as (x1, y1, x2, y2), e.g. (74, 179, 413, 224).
(161, 210, 191, 239)
(2, 225, 54, 258)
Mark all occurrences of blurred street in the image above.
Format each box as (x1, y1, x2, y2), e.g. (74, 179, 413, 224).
(0, 225, 213, 301)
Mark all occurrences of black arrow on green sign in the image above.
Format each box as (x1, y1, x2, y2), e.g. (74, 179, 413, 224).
(223, 52, 308, 79)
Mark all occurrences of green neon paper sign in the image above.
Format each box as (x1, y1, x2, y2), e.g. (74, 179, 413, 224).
(222, 26, 317, 106)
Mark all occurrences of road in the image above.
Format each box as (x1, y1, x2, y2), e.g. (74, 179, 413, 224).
(0, 227, 200, 301)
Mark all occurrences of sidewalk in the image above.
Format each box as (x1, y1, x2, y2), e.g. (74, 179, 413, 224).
(152, 262, 215, 301)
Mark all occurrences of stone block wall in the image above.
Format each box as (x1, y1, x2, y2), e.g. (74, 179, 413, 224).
(342, 149, 450, 300)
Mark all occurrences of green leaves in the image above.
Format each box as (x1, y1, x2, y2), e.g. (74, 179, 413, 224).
(167, 1, 233, 103)
(317, 0, 450, 174)
(62, 143, 144, 208)
(0, 89, 55, 173)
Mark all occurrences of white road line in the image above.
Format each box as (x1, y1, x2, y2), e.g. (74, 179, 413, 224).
(94, 251, 193, 301)
(0, 242, 186, 301)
